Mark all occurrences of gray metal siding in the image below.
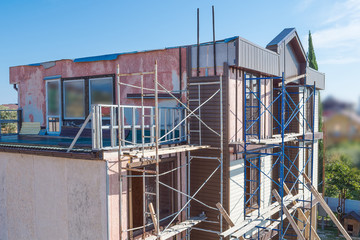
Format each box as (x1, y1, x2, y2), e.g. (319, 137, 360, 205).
(190, 41, 236, 70)
(306, 67, 325, 90)
(238, 37, 280, 76)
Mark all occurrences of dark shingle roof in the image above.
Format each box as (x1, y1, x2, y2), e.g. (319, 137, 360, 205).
(267, 28, 295, 47)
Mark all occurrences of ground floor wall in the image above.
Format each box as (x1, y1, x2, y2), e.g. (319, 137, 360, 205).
(0, 152, 107, 240)
(103, 150, 187, 240)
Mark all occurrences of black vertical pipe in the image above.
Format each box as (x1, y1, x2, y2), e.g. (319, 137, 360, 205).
(197, 8, 200, 77)
(212, 5, 217, 76)
(179, 47, 182, 96)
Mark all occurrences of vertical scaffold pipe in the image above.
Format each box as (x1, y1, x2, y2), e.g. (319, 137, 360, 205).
(154, 61, 160, 237)
(117, 64, 123, 240)
(309, 82, 316, 240)
(280, 72, 285, 238)
(219, 75, 223, 238)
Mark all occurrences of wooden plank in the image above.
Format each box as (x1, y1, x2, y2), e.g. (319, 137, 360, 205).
(216, 202, 234, 227)
(19, 122, 40, 135)
(272, 189, 306, 240)
(221, 193, 301, 238)
(122, 145, 210, 157)
(302, 173, 352, 240)
(149, 203, 158, 235)
(282, 182, 320, 240)
(145, 214, 206, 240)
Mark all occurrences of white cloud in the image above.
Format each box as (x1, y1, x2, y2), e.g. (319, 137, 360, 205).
(296, 0, 315, 11)
(310, 0, 360, 64)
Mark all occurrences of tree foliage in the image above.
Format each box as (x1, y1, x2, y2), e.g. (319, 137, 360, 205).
(0, 106, 18, 134)
(325, 154, 360, 200)
(308, 31, 318, 71)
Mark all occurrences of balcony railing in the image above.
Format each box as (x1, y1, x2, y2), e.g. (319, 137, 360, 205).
(91, 104, 187, 150)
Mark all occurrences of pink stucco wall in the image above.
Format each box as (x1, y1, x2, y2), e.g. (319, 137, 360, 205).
(9, 48, 187, 126)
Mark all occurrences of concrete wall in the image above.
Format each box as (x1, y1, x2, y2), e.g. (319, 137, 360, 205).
(0, 152, 107, 240)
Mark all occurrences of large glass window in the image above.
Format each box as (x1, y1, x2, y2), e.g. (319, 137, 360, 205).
(47, 81, 60, 116)
(89, 77, 113, 105)
(63, 80, 85, 119)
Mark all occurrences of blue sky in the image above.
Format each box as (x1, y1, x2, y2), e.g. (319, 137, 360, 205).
(1, 0, 359, 106)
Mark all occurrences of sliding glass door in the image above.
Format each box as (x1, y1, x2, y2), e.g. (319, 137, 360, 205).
(46, 79, 61, 134)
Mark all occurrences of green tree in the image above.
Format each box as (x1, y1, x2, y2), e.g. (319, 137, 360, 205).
(325, 154, 360, 200)
(0, 106, 18, 134)
(308, 31, 318, 70)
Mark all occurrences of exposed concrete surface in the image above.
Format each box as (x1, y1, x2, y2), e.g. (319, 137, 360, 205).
(0, 152, 107, 240)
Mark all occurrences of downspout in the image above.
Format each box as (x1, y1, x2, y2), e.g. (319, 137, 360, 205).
(106, 160, 110, 240)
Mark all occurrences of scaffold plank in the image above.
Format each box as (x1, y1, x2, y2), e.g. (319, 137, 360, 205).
(273, 189, 306, 240)
(122, 145, 210, 157)
(216, 202, 235, 227)
(303, 173, 352, 240)
(145, 214, 206, 240)
(220, 193, 301, 238)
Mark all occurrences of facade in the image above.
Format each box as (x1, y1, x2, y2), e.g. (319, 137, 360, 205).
(0, 27, 327, 240)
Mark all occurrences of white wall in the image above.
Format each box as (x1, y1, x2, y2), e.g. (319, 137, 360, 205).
(0, 152, 107, 240)
(229, 159, 245, 224)
(229, 155, 273, 231)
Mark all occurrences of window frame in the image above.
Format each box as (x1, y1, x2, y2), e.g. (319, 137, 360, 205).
(45, 79, 61, 135)
(88, 76, 114, 113)
(63, 79, 86, 120)
(245, 154, 261, 213)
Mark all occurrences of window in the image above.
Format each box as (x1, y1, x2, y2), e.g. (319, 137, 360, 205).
(348, 224, 353, 232)
(63, 80, 85, 119)
(46, 80, 61, 133)
(245, 155, 260, 212)
(245, 73, 260, 139)
(89, 77, 113, 106)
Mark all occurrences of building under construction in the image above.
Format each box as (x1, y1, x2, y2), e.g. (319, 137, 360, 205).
(0, 26, 351, 240)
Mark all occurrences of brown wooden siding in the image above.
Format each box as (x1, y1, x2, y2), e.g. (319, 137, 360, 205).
(188, 72, 229, 239)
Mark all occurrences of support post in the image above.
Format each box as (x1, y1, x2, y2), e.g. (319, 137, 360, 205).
(216, 202, 234, 228)
(303, 173, 352, 240)
(154, 61, 160, 237)
(273, 189, 306, 240)
(149, 202, 159, 235)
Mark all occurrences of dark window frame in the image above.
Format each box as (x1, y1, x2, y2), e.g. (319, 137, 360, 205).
(60, 74, 115, 123)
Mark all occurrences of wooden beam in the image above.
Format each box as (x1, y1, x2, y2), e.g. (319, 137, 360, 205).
(282, 182, 320, 240)
(302, 173, 352, 240)
(145, 215, 206, 240)
(272, 189, 306, 240)
(222, 193, 301, 238)
(279, 73, 307, 86)
(122, 145, 210, 157)
(216, 202, 235, 227)
(149, 203, 158, 235)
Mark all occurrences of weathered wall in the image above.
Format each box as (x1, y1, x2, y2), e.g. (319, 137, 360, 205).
(0, 153, 107, 240)
(102, 150, 187, 240)
(9, 48, 187, 126)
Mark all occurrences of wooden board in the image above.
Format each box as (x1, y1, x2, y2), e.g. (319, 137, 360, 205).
(19, 122, 40, 135)
(122, 145, 210, 157)
(303, 173, 352, 240)
(145, 215, 206, 240)
(221, 193, 301, 238)
(273, 189, 305, 240)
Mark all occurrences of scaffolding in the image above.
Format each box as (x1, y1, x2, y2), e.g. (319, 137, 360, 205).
(108, 61, 224, 240)
(219, 72, 320, 239)
(64, 60, 352, 239)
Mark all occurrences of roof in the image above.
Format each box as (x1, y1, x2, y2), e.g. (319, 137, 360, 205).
(22, 36, 239, 66)
(344, 211, 360, 222)
(267, 28, 296, 47)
